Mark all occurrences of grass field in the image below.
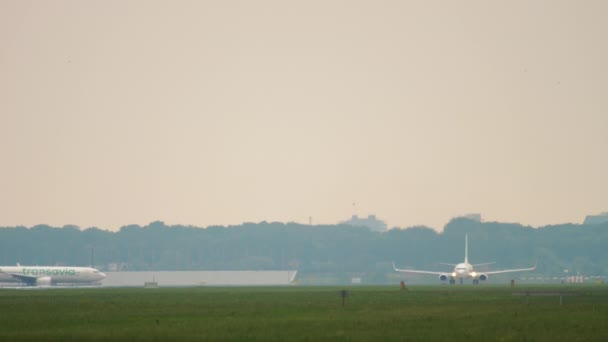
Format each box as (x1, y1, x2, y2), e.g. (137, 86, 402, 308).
(1, 285, 608, 341)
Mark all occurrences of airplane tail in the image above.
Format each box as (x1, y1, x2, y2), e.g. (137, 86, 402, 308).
(464, 234, 468, 264)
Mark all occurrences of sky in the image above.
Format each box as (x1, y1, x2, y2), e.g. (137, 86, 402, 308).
(1, 0, 607, 231)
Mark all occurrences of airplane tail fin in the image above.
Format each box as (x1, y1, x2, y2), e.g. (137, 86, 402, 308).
(464, 234, 468, 264)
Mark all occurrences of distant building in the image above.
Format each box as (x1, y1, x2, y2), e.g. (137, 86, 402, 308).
(459, 213, 482, 222)
(583, 212, 608, 225)
(103, 270, 298, 287)
(341, 214, 388, 232)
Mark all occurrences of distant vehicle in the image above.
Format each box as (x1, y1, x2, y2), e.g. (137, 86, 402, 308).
(393, 234, 536, 284)
(0, 264, 106, 286)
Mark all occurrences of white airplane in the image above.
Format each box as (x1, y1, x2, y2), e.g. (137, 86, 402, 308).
(0, 264, 106, 286)
(393, 234, 536, 284)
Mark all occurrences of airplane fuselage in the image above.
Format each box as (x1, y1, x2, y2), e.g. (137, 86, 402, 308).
(0, 266, 106, 286)
(453, 262, 474, 279)
(444, 262, 487, 284)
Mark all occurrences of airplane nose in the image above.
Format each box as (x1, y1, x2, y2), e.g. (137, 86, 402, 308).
(99, 272, 106, 280)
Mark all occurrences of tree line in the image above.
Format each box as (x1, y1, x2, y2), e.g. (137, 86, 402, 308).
(1, 218, 607, 280)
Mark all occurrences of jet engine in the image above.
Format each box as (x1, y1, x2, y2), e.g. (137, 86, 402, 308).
(478, 273, 488, 281)
(439, 274, 449, 281)
(36, 277, 52, 286)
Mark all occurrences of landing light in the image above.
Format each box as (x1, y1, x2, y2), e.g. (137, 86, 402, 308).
(470, 272, 477, 277)
(451, 272, 457, 277)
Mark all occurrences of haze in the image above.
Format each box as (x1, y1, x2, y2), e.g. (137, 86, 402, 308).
(1, 0, 606, 231)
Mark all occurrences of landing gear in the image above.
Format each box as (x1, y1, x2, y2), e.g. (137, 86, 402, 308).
(459, 278, 463, 285)
(473, 279, 479, 285)
(449, 279, 455, 285)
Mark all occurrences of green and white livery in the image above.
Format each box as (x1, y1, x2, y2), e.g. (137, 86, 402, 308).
(0, 264, 106, 286)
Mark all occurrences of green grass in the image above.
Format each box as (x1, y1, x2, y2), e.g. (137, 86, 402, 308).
(1, 285, 608, 341)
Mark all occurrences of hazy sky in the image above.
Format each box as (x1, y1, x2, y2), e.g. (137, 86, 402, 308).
(1, 1, 607, 231)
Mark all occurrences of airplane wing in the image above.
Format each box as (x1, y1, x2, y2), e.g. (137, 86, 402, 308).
(484, 262, 536, 275)
(393, 262, 445, 275)
(0, 269, 37, 285)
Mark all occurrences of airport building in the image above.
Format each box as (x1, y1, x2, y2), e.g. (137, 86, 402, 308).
(102, 270, 298, 287)
(583, 212, 608, 225)
(341, 214, 388, 232)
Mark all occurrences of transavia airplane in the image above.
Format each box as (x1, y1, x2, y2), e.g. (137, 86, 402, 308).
(0, 264, 106, 286)
(393, 235, 536, 284)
